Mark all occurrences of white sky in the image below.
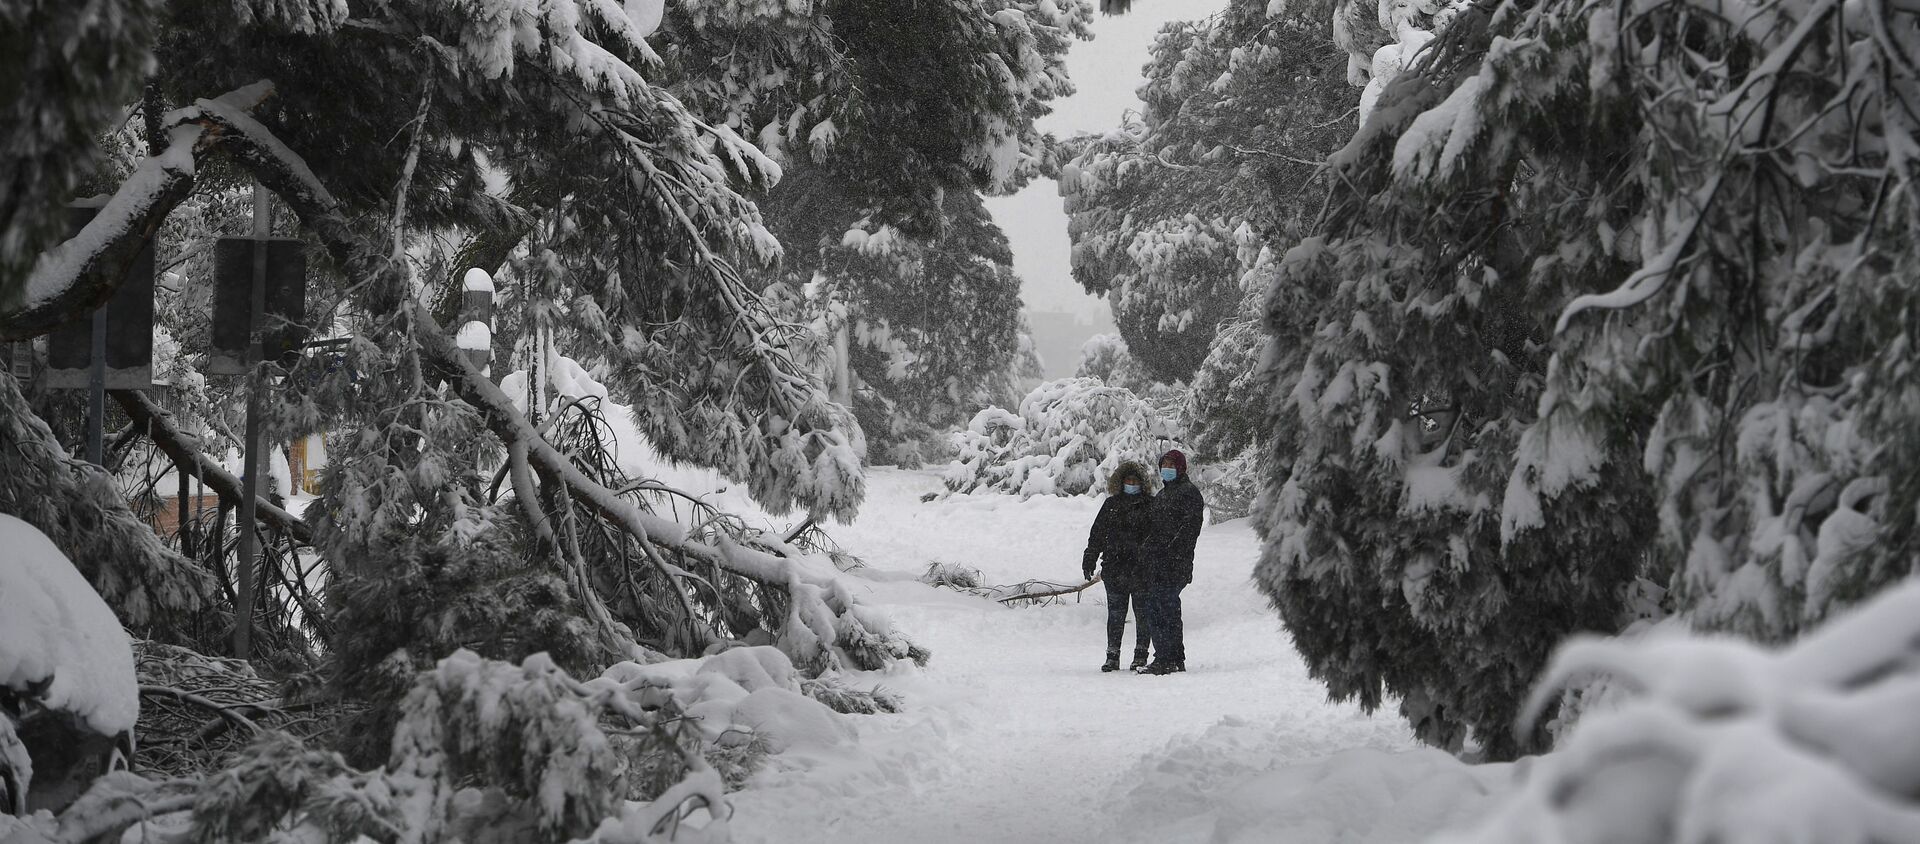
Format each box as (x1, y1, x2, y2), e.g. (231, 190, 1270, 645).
(990, 1, 1231, 374)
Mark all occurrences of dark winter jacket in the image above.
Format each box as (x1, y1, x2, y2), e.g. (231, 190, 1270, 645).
(1083, 462, 1153, 585)
(1146, 452, 1205, 585)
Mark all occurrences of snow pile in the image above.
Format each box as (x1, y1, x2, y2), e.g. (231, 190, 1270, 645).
(1204, 748, 1507, 843)
(944, 377, 1176, 497)
(1437, 579, 1920, 844)
(0, 514, 138, 736)
(1102, 715, 1504, 843)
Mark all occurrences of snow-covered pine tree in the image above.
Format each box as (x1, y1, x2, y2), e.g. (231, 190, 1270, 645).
(1060, 0, 1360, 516)
(1060, 0, 1350, 384)
(1251, 1, 1654, 760)
(1073, 333, 1158, 395)
(798, 189, 1034, 467)
(1256, 0, 1920, 760)
(695, 0, 1089, 466)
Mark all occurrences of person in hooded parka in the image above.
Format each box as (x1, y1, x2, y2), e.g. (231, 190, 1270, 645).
(1082, 461, 1154, 672)
(1140, 449, 1205, 675)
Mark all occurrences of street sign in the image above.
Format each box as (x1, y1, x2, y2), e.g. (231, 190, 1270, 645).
(44, 200, 155, 390)
(210, 237, 307, 374)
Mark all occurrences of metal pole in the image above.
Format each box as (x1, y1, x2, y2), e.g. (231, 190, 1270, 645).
(233, 182, 272, 661)
(86, 308, 106, 463)
(178, 459, 193, 556)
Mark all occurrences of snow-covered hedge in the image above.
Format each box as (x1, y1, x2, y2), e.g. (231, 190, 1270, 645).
(943, 377, 1177, 497)
(1437, 579, 1920, 843)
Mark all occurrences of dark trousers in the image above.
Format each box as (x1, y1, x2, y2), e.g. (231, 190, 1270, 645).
(1104, 581, 1150, 655)
(1142, 582, 1186, 664)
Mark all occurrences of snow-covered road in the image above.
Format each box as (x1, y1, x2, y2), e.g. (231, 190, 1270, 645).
(726, 469, 1423, 843)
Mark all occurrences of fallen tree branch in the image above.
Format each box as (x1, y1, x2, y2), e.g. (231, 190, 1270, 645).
(112, 388, 314, 545)
(996, 576, 1101, 604)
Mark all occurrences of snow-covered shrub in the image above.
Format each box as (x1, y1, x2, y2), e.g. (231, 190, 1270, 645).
(943, 377, 1176, 497)
(323, 520, 612, 768)
(1436, 580, 1920, 844)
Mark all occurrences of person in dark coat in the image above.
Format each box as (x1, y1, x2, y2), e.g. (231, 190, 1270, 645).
(1083, 461, 1154, 672)
(1141, 448, 1204, 675)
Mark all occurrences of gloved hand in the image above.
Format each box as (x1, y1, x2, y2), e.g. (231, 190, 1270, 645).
(1084, 568, 1096, 582)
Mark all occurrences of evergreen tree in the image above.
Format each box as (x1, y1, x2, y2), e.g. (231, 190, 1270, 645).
(1061, 0, 1350, 384)
(1254, 0, 1920, 759)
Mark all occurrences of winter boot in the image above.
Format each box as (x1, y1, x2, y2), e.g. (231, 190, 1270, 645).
(1129, 650, 1150, 672)
(1142, 661, 1186, 676)
(1101, 651, 1121, 672)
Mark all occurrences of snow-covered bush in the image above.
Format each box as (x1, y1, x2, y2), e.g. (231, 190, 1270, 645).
(944, 377, 1176, 497)
(1437, 580, 1920, 844)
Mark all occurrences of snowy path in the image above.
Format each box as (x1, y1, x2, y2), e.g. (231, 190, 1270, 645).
(726, 469, 1421, 843)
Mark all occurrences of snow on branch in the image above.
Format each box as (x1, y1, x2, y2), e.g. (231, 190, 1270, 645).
(1555, 173, 1726, 334)
(1, 81, 278, 340)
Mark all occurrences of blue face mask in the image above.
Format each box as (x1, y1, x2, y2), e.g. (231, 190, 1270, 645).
(1160, 467, 1178, 482)
(1123, 483, 1141, 495)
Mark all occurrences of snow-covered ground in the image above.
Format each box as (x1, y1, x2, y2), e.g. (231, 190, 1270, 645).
(712, 468, 1505, 843)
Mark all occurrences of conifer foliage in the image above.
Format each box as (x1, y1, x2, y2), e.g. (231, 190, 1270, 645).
(1255, 0, 1920, 759)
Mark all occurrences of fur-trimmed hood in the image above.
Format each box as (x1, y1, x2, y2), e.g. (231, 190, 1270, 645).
(1106, 461, 1152, 497)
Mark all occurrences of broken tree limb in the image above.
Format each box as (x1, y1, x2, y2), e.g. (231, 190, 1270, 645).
(111, 388, 314, 546)
(996, 576, 1102, 604)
